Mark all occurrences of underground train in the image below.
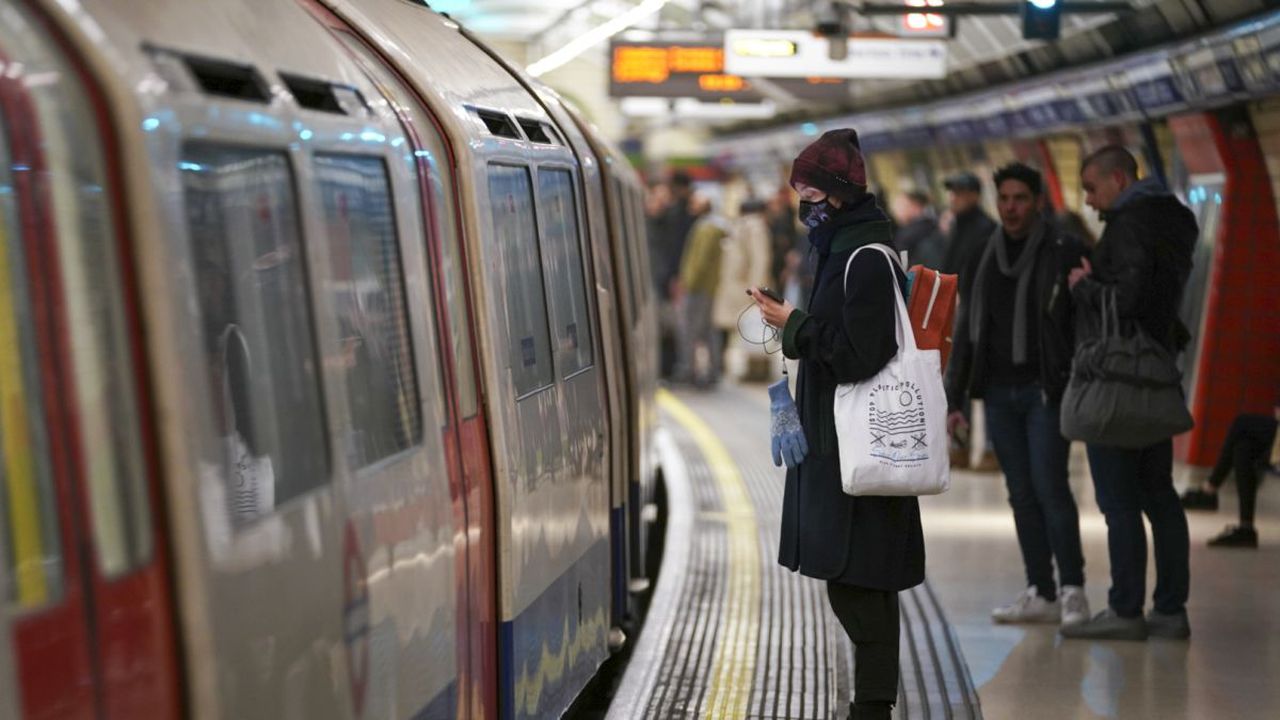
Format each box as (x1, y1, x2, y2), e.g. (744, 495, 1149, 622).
(0, 1, 662, 718)
(712, 9, 1280, 471)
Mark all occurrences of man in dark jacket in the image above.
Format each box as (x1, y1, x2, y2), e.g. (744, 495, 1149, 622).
(1061, 145, 1197, 642)
(946, 163, 1090, 628)
(750, 129, 923, 720)
(939, 171, 997, 296)
(891, 189, 946, 269)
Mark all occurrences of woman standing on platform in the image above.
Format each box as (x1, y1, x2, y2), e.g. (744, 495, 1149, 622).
(750, 129, 925, 720)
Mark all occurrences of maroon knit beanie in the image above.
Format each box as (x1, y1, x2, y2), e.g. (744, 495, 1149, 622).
(789, 129, 867, 203)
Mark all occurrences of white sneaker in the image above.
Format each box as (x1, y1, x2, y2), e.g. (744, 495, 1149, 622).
(992, 587, 1060, 624)
(1060, 585, 1090, 626)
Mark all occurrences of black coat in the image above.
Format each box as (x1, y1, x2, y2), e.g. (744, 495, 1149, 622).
(1072, 181, 1197, 351)
(947, 224, 1086, 409)
(941, 206, 997, 298)
(779, 219, 925, 591)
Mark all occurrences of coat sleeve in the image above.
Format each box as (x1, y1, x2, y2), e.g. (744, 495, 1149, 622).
(781, 250, 899, 384)
(1071, 216, 1152, 319)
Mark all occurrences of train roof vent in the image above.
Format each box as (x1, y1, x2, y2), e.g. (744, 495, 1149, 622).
(475, 110, 521, 139)
(182, 55, 270, 103)
(280, 73, 360, 115)
(518, 120, 558, 145)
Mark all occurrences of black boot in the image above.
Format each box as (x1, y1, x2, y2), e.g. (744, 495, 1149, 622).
(1180, 488, 1218, 511)
(851, 701, 893, 720)
(1208, 525, 1258, 548)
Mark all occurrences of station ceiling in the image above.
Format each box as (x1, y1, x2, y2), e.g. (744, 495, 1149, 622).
(430, 0, 1276, 117)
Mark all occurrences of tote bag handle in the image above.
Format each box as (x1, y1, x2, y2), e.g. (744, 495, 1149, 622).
(842, 243, 918, 354)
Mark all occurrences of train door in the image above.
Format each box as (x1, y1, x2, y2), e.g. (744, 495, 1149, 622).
(1174, 173, 1226, 396)
(0, 5, 180, 718)
(294, 5, 502, 716)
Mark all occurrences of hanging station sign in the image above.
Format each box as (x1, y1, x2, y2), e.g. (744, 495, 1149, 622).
(608, 40, 851, 102)
(724, 30, 948, 80)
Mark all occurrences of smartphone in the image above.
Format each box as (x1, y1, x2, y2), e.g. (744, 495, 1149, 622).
(749, 286, 785, 304)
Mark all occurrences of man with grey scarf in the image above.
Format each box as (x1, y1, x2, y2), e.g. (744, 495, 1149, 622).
(946, 163, 1090, 627)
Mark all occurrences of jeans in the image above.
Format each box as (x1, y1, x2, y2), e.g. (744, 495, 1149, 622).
(827, 582, 898, 715)
(1087, 439, 1190, 617)
(1208, 413, 1277, 525)
(984, 383, 1085, 600)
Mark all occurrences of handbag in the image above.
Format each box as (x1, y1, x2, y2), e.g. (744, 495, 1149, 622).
(834, 245, 951, 497)
(1060, 289, 1195, 448)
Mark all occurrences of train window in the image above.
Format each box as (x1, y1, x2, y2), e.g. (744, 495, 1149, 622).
(313, 154, 421, 468)
(182, 144, 329, 523)
(537, 168, 594, 376)
(613, 179, 640, 327)
(487, 165, 554, 395)
(329, 30, 478, 418)
(627, 186, 652, 317)
(0, 117, 63, 608)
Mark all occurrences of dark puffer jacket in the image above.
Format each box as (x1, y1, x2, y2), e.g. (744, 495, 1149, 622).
(1071, 178, 1197, 351)
(779, 219, 925, 592)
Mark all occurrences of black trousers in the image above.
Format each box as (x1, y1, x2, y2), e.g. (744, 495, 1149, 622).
(827, 581, 899, 719)
(1209, 413, 1278, 525)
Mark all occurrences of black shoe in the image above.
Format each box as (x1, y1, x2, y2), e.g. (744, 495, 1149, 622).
(1146, 609, 1191, 640)
(1180, 488, 1218, 511)
(1208, 525, 1258, 548)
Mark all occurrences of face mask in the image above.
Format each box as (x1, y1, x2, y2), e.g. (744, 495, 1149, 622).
(798, 198, 836, 230)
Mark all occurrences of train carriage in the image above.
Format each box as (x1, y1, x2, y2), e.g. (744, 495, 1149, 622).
(0, 0, 660, 718)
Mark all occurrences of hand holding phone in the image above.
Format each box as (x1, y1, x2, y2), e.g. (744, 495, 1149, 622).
(748, 286, 784, 304)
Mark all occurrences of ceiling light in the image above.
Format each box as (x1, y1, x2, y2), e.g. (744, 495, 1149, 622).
(527, 0, 668, 77)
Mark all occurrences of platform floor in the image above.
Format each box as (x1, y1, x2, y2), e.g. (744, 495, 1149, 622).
(611, 383, 1279, 720)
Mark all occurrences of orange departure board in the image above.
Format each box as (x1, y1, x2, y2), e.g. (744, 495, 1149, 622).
(608, 40, 851, 102)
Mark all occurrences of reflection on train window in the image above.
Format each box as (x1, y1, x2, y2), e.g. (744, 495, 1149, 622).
(331, 30, 479, 418)
(614, 180, 640, 327)
(313, 154, 422, 468)
(0, 118, 64, 608)
(627, 187, 650, 312)
(487, 165, 554, 395)
(182, 145, 329, 525)
(537, 168, 594, 376)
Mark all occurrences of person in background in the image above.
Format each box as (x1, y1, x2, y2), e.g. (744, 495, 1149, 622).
(750, 129, 924, 720)
(939, 171, 997, 296)
(674, 194, 727, 387)
(713, 199, 772, 376)
(1055, 209, 1098, 250)
(650, 171, 698, 379)
(1062, 145, 1196, 642)
(1181, 406, 1280, 548)
(946, 163, 1090, 628)
(891, 189, 946, 269)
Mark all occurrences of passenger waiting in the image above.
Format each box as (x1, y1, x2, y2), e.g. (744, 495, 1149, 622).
(750, 128, 923, 720)
(946, 163, 1090, 627)
(712, 199, 772, 377)
(939, 171, 996, 289)
(1181, 407, 1280, 548)
(891, 189, 946, 269)
(1062, 145, 1197, 642)
(673, 194, 727, 387)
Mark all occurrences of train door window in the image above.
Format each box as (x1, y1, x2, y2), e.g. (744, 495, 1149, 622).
(613, 179, 639, 327)
(627, 187, 651, 317)
(0, 116, 62, 607)
(536, 168, 593, 376)
(181, 144, 329, 523)
(487, 165, 554, 396)
(329, 30, 478, 418)
(2, 26, 158, 579)
(313, 154, 422, 468)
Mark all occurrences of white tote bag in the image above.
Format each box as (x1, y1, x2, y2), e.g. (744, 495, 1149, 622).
(834, 244, 950, 497)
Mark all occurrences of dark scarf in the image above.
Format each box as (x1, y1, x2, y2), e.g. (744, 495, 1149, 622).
(969, 218, 1046, 365)
(808, 194, 889, 256)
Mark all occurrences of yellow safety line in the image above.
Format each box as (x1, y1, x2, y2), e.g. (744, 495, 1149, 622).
(0, 209, 49, 607)
(657, 389, 760, 719)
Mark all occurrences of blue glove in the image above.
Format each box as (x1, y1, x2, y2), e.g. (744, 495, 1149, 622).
(768, 378, 808, 468)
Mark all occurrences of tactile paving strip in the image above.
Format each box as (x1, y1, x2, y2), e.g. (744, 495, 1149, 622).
(635, 385, 980, 720)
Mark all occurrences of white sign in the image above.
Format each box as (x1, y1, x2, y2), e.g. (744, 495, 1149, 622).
(724, 30, 947, 80)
